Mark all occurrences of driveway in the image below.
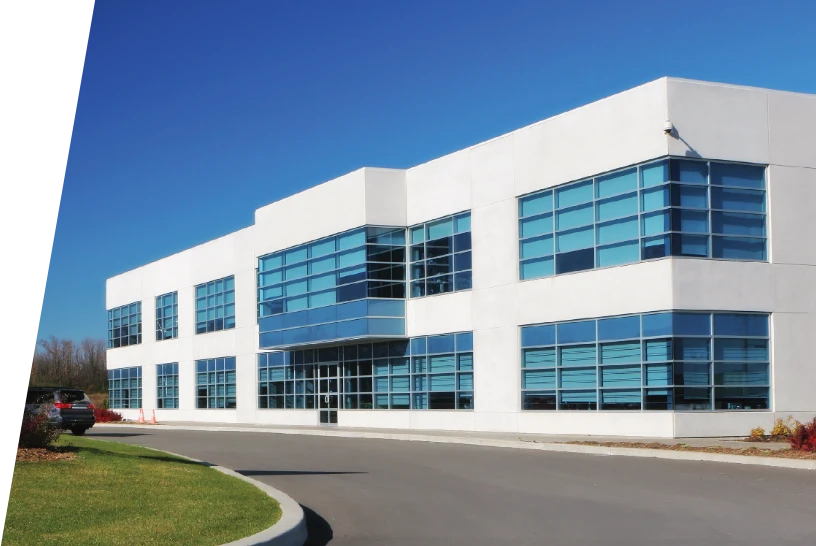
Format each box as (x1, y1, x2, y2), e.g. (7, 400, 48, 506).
(88, 426, 816, 545)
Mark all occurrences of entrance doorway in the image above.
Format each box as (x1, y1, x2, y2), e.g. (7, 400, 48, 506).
(318, 363, 339, 425)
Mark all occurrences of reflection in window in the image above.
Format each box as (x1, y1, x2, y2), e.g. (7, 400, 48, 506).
(257, 332, 474, 411)
(409, 212, 472, 297)
(518, 158, 767, 280)
(195, 276, 236, 334)
(156, 363, 179, 409)
(108, 367, 142, 409)
(155, 292, 178, 341)
(107, 302, 142, 349)
(196, 357, 237, 409)
(521, 311, 770, 412)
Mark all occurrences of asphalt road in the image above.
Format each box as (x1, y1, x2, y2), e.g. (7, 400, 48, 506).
(88, 427, 816, 546)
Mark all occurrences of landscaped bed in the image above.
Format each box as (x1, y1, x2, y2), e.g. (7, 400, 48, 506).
(5, 436, 281, 546)
(563, 441, 816, 460)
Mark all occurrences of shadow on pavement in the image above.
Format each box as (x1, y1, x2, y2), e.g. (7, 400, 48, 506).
(301, 504, 333, 546)
(87, 432, 149, 438)
(237, 470, 365, 477)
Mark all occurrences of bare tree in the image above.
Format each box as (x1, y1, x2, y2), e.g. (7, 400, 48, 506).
(29, 337, 108, 393)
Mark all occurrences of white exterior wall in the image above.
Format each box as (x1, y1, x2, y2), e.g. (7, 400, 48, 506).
(106, 78, 816, 437)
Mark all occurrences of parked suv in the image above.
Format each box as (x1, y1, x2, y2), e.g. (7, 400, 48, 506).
(25, 387, 96, 436)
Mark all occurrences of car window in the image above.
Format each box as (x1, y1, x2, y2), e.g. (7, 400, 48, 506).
(59, 390, 89, 403)
(26, 390, 54, 404)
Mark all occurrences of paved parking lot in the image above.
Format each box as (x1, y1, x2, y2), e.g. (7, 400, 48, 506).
(89, 426, 816, 545)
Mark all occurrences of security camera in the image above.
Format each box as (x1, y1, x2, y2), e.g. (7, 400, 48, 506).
(663, 119, 675, 136)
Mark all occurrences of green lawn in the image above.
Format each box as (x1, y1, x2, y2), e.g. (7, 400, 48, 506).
(4, 436, 281, 546)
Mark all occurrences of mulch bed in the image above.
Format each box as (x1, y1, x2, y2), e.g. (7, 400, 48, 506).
(563, 441, 816, 460)
(16, 447, 77, 463)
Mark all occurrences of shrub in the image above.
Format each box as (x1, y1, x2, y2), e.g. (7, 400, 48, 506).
(771, 416, 798, 438)
(94, 407, 122, 423)
(749, 426, 766, 441)
(789, 418, 816, 452)
(19, 405, 61, 448)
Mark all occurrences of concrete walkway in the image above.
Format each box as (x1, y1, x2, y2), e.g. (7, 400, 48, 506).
(102, 420, 794, 452)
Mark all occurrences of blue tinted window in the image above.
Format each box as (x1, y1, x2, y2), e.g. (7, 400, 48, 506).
(671, 159, 708, 184)
(521, 324, 556, 347)
(108, 366, 142, 409)
(710, 163, 765, 189)
(713, 313, 768, 337)
(642, 313, 672, 337)
(557, 320, 596, 344)
(520, 191, 553, 217)
(597, 241, 639, 267)
(428, 334, 455, 354)
(108, 302, 142, 349)
(673, 313, 711, 336)
(518, 157, 766, 282)
(556, 180, 593, 208)
(155, 292, 178, 341)
(596, 168, 637, 198)
(641, 160, 669, 187)
(598, 315, 640, 341)
(410, 211, 472, 299)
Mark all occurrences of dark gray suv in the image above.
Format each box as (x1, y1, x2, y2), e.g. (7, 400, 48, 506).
(25, 387, 96, 436)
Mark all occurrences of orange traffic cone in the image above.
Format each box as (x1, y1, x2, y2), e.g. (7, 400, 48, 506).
(150, 409, 157, 424)
(138, 408, 145, 423)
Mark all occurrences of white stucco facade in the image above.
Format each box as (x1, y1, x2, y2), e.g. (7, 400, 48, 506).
(106, 77, 816, 438)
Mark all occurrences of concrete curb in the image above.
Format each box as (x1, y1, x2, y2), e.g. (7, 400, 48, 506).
(98, 423, 816, 471)
(128, 443, 308, 546)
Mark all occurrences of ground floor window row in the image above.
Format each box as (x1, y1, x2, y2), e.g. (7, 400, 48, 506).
(258, 334, 474, 410)
(521, 311, 770, 411)
(107, 366, 143, 409)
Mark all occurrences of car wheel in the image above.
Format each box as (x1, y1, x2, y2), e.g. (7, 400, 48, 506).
(71, 427, 87, 436)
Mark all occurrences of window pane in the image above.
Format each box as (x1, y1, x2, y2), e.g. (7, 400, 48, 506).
(713, 313, 768, 337)
(601, 365, 641, 387)
(712, 237, 766, 260)
(523, 347, 556, 367)
(714, 362, 769, 386)
(427, 218, 454, 240)
(596, 168, 637, 198)
(556, 180, 593, 208)
(714, 339, 768, 361)
(523, 392, 557, 410)
(520, 214, 553, 238)
(521, 324, 556, 347)
(598, 315, 640, 341)
(711, 212, 765, 236)
(601, 389, 641, 409)
(520, 235, 553, 259)
(560, 368, 597, 389)
(556, 227, 594, 252)
(521, 256, 554, 279)
(520, 191, 553, 217)
(714, 387, 768, 410)
(641, 160, 669, 188)
(711, 187, 764, 212)
(710, 163, 764, 189)
(556, 203, 594, 231)
(557, 320, 596, 344)
(596, 216, 638, 245)
(600, 341, 641, 364)
(597, 241, 640, 267)
(523, 369, 556, 389)
(671, 159, 708, 184)
(597, 192, 639, 221)
(560, 345, 597, 367)
(671, 184, 708, 208)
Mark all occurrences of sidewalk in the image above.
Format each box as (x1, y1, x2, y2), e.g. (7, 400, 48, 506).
(99, 420, 813, 470)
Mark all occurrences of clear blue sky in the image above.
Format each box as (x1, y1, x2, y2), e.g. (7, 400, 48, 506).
(39, 0, 816, 343)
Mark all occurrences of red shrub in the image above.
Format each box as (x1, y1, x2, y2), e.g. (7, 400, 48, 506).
(19, 405, 60, 448)
(789, 418, 816, 452)
(94, 407, 123, 423)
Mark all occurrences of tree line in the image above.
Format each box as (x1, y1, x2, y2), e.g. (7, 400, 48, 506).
(29, 336, 108, 393)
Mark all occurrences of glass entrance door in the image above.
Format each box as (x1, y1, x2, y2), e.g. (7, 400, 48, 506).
(318, 363, 339, 425)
